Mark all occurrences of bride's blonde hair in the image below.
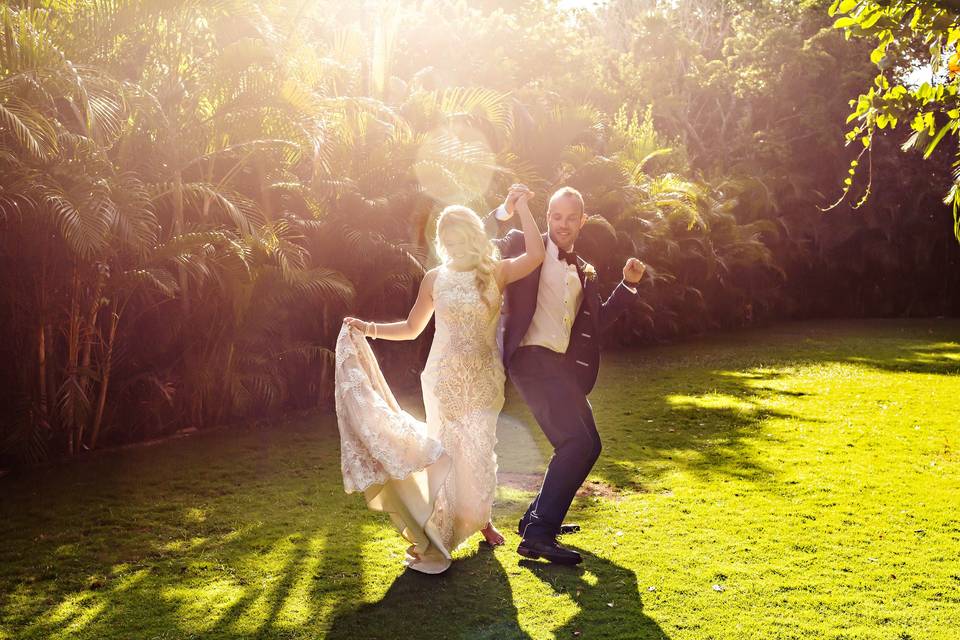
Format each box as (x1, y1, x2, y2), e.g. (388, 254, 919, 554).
(435, 205, 500, 309)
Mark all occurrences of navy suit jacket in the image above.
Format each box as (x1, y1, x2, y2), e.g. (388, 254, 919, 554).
(486, 214, 639, 395)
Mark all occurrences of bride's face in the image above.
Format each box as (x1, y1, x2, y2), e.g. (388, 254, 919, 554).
(440, 230, 469, 261)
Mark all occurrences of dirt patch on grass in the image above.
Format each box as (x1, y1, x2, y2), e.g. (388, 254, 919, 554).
(497, 472, 623, 500)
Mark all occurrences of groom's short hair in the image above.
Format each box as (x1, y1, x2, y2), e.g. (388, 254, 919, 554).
(549, 186, 585, 216)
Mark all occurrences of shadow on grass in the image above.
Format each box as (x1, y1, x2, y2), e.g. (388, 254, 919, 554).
(842, 340, 960, 376)
(326, 542, 671, 640)
(0, 418, 372, 639)
(327, 542, 530, 640)
(11, 520, 367, 639)
(518, 546, 669, 639)
(569, 321, 960, 493)
(2, 320, 957, 638)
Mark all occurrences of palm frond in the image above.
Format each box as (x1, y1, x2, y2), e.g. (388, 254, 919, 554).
(174, 182, 265, 234)
(121, 267, 180, 297)
(36, 180, 113, 258)
(0, 96, 58, 161)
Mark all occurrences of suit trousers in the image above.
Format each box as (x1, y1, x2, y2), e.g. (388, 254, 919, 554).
(509, 345, 602, 542)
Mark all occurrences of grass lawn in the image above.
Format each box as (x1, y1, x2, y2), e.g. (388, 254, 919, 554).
(1, 319, 958, 640)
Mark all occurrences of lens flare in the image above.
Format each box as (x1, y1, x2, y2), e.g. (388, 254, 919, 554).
(413, 124, 497, 206)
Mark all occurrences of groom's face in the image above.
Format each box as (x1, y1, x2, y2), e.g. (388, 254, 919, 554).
(547, 195, 587, 251)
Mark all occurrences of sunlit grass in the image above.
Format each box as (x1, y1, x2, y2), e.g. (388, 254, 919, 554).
(1, 319, 957, 639)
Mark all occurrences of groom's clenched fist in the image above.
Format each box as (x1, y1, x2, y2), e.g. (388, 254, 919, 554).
(623, 257, 646, 284)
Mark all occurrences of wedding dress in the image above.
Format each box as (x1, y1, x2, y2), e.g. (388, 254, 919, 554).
(335, 265, 505, 573)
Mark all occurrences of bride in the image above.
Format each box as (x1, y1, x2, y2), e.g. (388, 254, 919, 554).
(336, 186, 543, 573)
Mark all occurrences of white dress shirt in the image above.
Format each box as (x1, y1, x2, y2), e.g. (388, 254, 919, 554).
(520, 238, 583, 353)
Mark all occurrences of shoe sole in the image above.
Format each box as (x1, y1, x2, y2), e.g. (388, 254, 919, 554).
(517, 546, 583, 565)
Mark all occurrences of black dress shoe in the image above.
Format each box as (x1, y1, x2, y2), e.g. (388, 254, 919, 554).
(517, 538, 582, 565)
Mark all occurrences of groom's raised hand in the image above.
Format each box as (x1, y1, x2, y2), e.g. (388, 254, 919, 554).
(623, 257, 646, 284)
(502, 183, 533, 217)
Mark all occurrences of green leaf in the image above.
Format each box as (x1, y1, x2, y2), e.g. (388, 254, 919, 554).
(833, 17, 857, 29)
(923, 122, 954, 158)
(949, 28, 960, 48)
(930, 42, 943, 72)
(910, 7, 921, 29)
(861, 10, 883, 29)
(911, 112, 927, 132)
(838, 0, 859, 13)
(901, 130, 921, 152)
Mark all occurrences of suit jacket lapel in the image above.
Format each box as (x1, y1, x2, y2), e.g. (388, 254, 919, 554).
(575, 256, 587, 289)
(575, 257, 602, 324)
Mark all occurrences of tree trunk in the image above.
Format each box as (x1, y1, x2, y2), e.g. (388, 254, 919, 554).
(37, 257, 49, 430)
(89, 299, 119, 450)
(38, 323, 47, 423)
(76, 266, 107, 447)
(66, 265, 82, 456)
(174, 172, 189, 314)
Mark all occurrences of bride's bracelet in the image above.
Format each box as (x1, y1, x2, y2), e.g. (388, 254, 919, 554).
(366, 322, 378, 340)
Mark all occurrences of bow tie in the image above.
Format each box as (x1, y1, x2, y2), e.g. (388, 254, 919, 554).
(557, 247, 578, 266)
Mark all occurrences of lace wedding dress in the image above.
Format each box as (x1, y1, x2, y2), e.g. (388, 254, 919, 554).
(335, 265, 505, 573)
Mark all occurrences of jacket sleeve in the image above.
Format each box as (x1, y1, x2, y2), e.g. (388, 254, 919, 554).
(598, 281, 640, 333)
(484, 209, 525, 258)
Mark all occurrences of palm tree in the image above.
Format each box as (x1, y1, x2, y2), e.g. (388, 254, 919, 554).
(0, 1, 355, 461)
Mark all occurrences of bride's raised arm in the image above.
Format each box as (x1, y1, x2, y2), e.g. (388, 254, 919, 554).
(343, 269, 438, 341)
(495, 188, 545, 289)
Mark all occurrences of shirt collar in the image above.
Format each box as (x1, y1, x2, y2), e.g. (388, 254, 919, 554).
(546, 237, 575, 260)
(546, 238, 559, 259)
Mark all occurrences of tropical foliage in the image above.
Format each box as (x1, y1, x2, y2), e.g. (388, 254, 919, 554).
(831, 0, 960, 237)
(1, 0, 958, 464)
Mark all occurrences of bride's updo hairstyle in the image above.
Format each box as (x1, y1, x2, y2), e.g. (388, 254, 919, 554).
(435, 205, 500, 309)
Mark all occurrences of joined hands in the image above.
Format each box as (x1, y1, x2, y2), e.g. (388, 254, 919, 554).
(503, 183, 534, 217)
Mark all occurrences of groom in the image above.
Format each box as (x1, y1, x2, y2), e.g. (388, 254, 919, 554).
(487, 185, 646, 565)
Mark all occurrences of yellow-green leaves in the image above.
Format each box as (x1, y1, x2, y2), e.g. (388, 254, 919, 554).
(839, 0, 861, 14)
(831, 0, 960, 224)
